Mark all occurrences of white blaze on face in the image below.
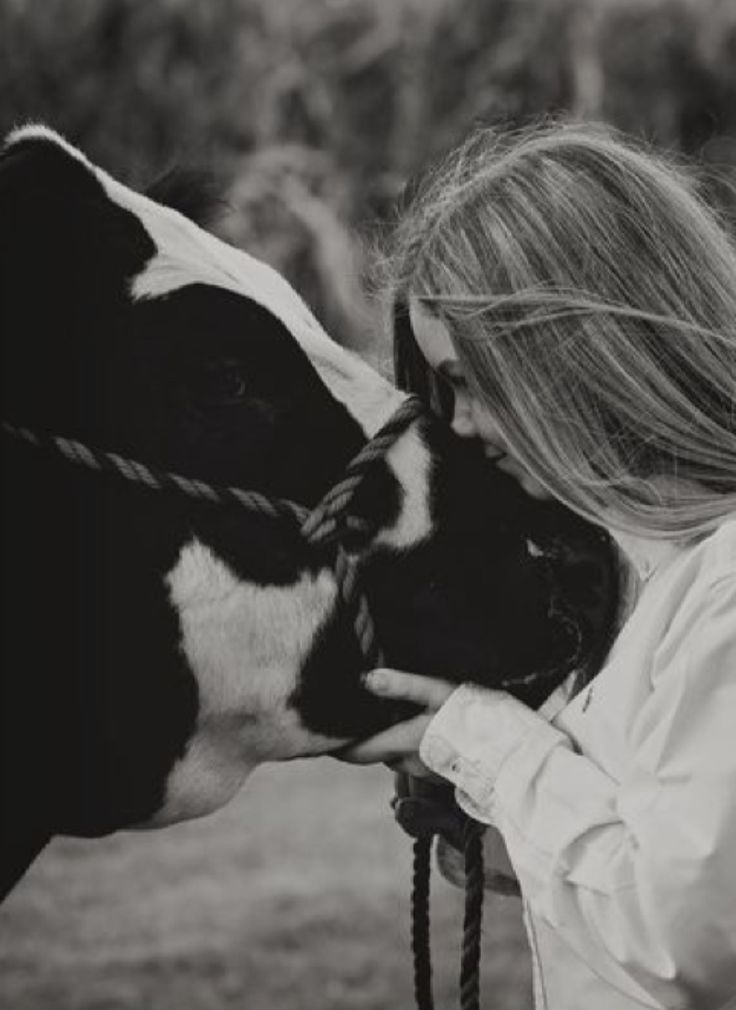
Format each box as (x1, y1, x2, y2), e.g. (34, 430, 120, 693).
(148, 539, 342, 825)
(373, 425, 434, 551)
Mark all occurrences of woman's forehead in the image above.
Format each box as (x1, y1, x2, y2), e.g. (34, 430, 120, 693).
(408, 297, 457, 366)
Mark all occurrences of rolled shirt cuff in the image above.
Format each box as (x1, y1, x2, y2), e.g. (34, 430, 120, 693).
(419, 683, 565, 822)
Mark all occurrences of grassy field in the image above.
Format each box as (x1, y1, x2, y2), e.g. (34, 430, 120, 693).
(0, 761, 532, 1010)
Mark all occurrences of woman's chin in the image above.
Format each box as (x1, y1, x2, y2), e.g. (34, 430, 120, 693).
(496, 458, 551, 500)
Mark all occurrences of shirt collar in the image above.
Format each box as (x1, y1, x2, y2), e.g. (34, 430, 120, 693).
(609, 530, 683, 583)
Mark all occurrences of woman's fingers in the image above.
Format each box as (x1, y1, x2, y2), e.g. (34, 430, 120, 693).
(340, 670, 458, 770)
(364, 668, 457, 710)
(340, 713, 434, 765)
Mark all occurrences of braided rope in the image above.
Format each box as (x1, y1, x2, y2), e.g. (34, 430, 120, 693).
(409, 820, 485, 1010)
(411, 835, 435, 1010)
(2, 421, 309, 526)
(4, 400, 423, 678)
(460, 821, 485, 1010)
(3, 397, 423, 545)
(300, 398, 424, 547)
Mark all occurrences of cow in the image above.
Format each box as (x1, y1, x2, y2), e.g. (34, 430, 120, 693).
(0, 126, 620, 901)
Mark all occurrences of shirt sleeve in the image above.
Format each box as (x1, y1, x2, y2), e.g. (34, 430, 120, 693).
(419, 576, 736, 1010)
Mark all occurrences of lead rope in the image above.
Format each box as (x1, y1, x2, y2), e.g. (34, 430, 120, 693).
(411, 835, 435, 1010)
(3, 395, 485, 1009)
(409, 822, 484, 1010)
(460, 821, 485, 1010)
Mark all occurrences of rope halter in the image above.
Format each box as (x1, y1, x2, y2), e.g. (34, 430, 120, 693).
(2, 396, 423, 667)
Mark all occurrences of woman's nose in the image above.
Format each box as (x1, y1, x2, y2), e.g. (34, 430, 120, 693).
(450, 391, 477, 439)
(469, 399, 508, 454)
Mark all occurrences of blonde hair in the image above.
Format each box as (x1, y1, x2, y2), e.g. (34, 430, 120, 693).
(388, 122, 736, 539)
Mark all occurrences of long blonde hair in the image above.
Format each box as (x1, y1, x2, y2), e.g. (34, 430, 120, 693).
(388, 122, 736, 539)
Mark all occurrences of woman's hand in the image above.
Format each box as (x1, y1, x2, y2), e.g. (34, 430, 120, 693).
(341, 668, 458, 779)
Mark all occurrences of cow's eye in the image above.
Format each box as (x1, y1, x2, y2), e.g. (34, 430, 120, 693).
(198, 358, 248, 405)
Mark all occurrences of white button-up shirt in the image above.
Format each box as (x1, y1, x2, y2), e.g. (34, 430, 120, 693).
(420, 516, 736, 1010)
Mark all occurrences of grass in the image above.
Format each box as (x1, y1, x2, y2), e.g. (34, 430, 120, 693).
(0, 760, 532, 1010)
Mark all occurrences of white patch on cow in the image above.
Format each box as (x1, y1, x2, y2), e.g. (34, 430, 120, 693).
(372, 426, 433, 551)
(148, 538, 341, 825)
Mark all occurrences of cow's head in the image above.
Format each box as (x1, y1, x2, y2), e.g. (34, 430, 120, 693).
(1, 127, 618, 854)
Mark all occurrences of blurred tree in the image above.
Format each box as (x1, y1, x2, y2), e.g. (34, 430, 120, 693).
(1, 0, 735, 348)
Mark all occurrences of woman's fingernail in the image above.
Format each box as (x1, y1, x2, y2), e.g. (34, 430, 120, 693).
(366, 670, 390, 694)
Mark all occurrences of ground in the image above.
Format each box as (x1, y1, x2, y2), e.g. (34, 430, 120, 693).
(0, 760, 531, 1010)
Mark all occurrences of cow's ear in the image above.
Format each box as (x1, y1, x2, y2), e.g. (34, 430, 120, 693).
(0, 124, 104, 207)
(0, 124, 153, 415)
(0, 124, 152, 281)
(0, 127, 97, 322)
(0, 128, 109, 423)
(0, 126, 119, 299)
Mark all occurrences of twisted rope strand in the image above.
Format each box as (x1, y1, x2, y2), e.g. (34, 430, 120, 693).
(3, 399, 423, 536)
(2, 422, 310, 524)
(3, 406, 420, 678)
(460, 821, 485, 1010)
(299, 397, 424, 545)
(411, 835, 435, 1010)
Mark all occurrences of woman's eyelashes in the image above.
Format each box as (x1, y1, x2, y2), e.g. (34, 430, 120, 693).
(434, 364, 469, 409)
(436, 361, 467, 390)
(429, 366, 460, 422)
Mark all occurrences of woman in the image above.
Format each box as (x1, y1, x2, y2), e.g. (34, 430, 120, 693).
(346, 123, 736, 1009)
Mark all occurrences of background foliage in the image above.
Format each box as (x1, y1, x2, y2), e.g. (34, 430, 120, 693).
(2, 0, 736, 353)
(2, 2, 736, 1008)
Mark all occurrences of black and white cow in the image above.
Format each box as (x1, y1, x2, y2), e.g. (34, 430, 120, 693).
(0, 127, 619, 900)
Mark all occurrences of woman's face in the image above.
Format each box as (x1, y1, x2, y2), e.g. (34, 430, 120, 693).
(409, 299, 550, 500)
